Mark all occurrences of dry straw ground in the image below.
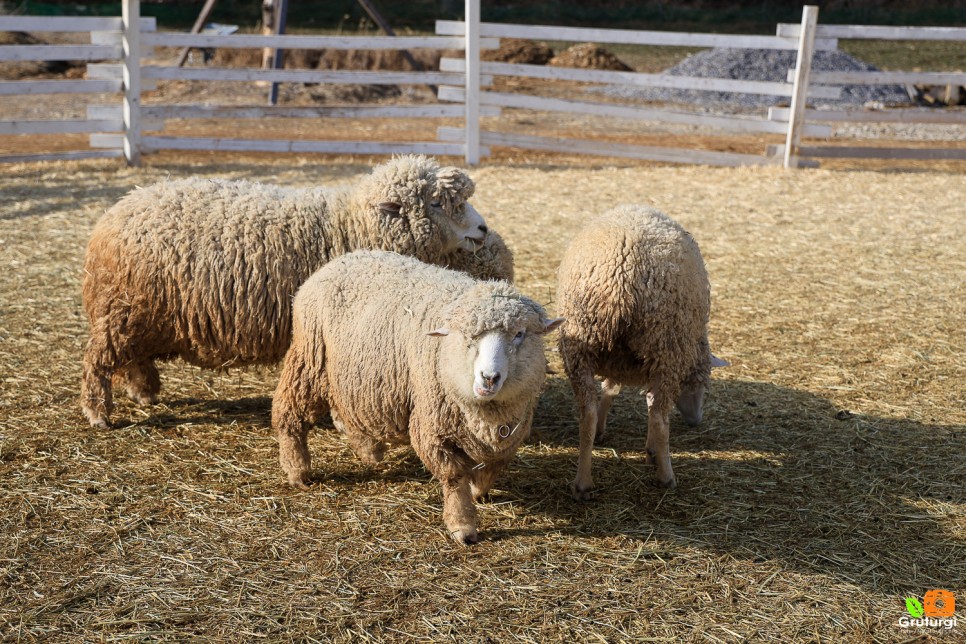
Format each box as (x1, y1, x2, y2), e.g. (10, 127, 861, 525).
(1, 153, 964, 642)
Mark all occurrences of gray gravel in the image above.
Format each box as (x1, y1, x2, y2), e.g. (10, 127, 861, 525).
(596, 47, 911, 108)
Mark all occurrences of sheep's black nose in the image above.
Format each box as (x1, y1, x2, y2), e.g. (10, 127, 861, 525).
(478, 224, 488, 234)
(481, 372, 500, 388)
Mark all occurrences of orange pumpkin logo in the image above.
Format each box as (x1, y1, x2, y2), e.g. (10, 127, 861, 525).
(923, 589, 956, 618)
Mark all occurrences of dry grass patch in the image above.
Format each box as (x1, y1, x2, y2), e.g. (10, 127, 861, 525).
(1, 158, 963, 642)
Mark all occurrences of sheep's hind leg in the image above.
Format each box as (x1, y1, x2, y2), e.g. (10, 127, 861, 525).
(114, 359, 161, 405)
(595, 378, 621, 443)
(81, 323, 115, 429)
(337, 413, 386, 465)
(273, 349, 327, 490)
(644, 390, 676, 489)
(568, 361, 600, 502)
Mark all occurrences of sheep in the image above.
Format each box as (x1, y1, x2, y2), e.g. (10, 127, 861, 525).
(272, 250, 563, 545)
(81, 155, 501, 429)
(556, 205, 727, 498)
(443, 228, 514, 282)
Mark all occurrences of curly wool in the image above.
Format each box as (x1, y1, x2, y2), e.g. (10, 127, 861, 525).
(273, 250, 551, 543)
(557, 204, 716, 492)
(81, 155, 500, 428)
(442, 229, 515, 282)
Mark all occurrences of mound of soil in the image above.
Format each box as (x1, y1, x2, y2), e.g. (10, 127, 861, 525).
(482, 38, 555, 65)
(548, 43, 633, 71)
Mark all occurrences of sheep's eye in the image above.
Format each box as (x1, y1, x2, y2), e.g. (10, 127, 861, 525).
(512, 330, 526, 345)
(430, 201, 442, 209)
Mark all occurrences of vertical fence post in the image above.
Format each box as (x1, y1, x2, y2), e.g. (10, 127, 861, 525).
(121, 0, 142, 166)
(784, 4, 818, 169)
(464, 0, 481, 165)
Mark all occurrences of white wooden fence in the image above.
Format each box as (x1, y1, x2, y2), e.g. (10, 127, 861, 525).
(1, 1, 964, 167)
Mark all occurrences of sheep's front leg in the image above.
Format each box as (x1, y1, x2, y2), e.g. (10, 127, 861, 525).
(595, 378, 622, 443)
(441, 475, 479, 545)
(470, 457, 509, 502)
(644, 391, 676, 489)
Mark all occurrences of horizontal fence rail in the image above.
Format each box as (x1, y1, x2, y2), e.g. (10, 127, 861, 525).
(1, 3, 962, 167)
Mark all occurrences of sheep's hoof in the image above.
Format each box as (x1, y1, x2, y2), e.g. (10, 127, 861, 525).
(131, 393, 158, 406)
(84, 408, 110, 430)
(473, 492, 492, 504)
(572, 480, 596, 502)
(286, 472, 312, 491)
(450, 527, 479, 546)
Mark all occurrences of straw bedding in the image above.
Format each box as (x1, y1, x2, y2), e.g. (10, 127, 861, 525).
(1, 156, 963, 642)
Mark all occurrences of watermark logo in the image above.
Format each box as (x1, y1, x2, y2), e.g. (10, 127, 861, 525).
(900, 589, 957, 630)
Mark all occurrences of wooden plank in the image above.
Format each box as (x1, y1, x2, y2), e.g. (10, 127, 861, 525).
(0, 16, 155, 32)
(141, 66, 475, 85)
(0, 119, 122, 135)
(779, 23, 966, 41)
(90, 133, 125, 148)
(784, 5, 819, 169)
(0, 16, 123, 31)
(87, 63, 157, 89)
(443, 89, 832, 136)
(769, 143, 966, 160)
(438, 127, 775, 166)
(145, 32, 486, 51)
(141, 136, 476, 156)
(175, 0, 219, 67)
(802, 70, 966, 86)
(436, 20, 838, 51)
(768, 106, 966, 125)
(142, 104, 500, 120)
(440, 57, 842, 99)
(0, 149, 124, 164)
(0, 79, 121, 95)
(0, 45, 121, 62)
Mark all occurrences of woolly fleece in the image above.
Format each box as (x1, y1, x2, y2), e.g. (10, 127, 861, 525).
(81, 155, 499, 428)
(273, 250, 554, 544)
(557, 205, 715, 495)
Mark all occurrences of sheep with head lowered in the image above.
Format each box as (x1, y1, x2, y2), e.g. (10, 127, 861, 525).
(556, 205, 727, 498)
(82, 155, 502, 429)
(272, 250, 562, 545)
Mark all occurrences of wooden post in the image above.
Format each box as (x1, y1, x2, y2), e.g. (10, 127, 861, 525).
(784, 5, 819, 169)
(175, 0, 219, 67)
(464, 0, 481, 165)
(122, 0, 142, 165)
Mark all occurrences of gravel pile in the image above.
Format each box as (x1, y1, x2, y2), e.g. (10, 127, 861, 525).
(597, 47, 911, 108)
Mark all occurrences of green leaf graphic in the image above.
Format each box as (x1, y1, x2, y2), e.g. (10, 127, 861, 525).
(905, 597, 924, 618)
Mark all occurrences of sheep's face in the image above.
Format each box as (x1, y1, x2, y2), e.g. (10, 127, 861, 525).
(430, 292, 563, 404)
(376, 162, 486, 255)
(676, 350, 728, 426)
(426, 166, 488, 254)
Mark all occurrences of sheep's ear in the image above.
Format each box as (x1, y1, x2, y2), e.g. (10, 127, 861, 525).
(711, 353, 730, 368)
(427, 328, 450, 337)
(379, 202, 402, 216)
(540, 318, 565, 334)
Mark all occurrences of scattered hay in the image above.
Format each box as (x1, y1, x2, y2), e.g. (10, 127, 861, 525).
(0, 159, 963, 641)
(549, 43, 634, 71)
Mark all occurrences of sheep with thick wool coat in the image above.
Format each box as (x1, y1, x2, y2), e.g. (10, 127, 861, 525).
(82, 155, 498, 429)
(272, 250, 562, 545)
(444, 228, 514, 282)
(557, 205, 726, 497)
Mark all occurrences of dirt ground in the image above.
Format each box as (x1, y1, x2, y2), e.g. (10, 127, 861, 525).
(1, 154, 964, 641)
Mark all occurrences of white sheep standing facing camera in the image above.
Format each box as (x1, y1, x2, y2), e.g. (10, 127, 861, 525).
(557, 205, 728, 498)
(272, 250, 563, 545)
(81, 155, 503, 429)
